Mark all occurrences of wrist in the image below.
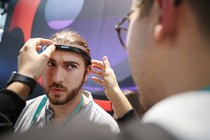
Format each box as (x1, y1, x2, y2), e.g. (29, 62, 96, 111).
(6, 71, 36, 95)
(108, 87, 124, 101)
(18, 71, 35, 79)
(7, 82, 30, 100)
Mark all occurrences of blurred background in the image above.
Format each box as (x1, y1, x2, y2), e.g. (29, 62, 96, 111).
(0, 0, 136, 106)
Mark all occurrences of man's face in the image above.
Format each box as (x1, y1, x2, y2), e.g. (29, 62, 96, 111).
(42, 47, 89, 105)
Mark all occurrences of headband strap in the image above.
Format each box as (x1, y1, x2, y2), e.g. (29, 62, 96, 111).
(43, 45, 91, 65)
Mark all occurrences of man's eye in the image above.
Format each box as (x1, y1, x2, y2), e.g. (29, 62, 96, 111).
(47, 62, 55, 67)
(67, 64, 77, 69)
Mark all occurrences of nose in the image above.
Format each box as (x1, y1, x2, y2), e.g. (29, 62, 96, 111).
(53, 67, 64, 83)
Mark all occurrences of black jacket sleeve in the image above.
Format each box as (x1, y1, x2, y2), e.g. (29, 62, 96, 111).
(0, 89, 26, 125)
(116, 109, 139, 129)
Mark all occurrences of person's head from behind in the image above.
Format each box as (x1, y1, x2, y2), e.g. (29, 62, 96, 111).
(123, 90, 145, 118)
(116, 0, 210, 110)
(42, 29, 92, 105)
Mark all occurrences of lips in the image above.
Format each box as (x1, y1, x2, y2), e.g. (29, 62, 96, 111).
(50, 87, 65, 94)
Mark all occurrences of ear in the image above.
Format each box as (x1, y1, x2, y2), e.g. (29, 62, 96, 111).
(154, 0, 177, 41)
(83, 65, 92, 82)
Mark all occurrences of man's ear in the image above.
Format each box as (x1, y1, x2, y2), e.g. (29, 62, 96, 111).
(83, 65, 92, 82)
(154, 0, 177, 42)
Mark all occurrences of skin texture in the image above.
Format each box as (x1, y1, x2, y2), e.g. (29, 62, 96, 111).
(7, 38, 55, 100)
(41, 42, 91, 126)
(42, 50, 87, 105)
(127, 0, 210, 110)
(9, 34, 92, 126)
(91, 56, 132, 118)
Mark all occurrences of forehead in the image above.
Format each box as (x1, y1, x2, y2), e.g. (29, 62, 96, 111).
(50, 50, 84, 63)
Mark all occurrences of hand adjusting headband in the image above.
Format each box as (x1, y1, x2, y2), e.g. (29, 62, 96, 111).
(43, 45, 92, 65)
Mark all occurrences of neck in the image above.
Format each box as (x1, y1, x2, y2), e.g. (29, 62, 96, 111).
(166, 29, 210, 97)
(49, 90, 87, 125)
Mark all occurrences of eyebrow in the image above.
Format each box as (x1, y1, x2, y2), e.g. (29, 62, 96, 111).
(64, 61, 80, 66)
(49, 58, 81, 66)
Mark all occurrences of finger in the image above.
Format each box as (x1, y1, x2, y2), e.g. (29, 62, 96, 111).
(91, 60, 103, 66)
(91, 69, 104, 77)
(36, 45, 42, 51)
(40, 45, 56, 59)
(34, 38, 53, 46)
(102, 56, 111, 69)
(91, 64, 105, 71)
(91, 77, 104, 86)
(24, 38, 53, 51)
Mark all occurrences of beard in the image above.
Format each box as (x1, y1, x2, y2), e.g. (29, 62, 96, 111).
(44, 80, 84, 105)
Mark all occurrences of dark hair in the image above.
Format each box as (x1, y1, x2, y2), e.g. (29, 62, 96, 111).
(50, 29, 90, 56)
(141, 0, 210, 37)
(140, 0, 154, 17)
(187, 0, 210, 37)
(50, 29, 91, 67)
(123, 90, 145, 118)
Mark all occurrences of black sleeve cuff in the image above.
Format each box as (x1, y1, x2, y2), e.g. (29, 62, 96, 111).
(116, 109, 139, 129)
(0, 89, 26, 125)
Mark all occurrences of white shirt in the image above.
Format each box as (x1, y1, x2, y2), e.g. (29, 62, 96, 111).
(15, 90, 119, 134)
(142, 91, 210, 140)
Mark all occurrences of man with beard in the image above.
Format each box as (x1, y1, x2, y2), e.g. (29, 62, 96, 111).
(13, 29, 119, 134)
(4, 0, 210, 139)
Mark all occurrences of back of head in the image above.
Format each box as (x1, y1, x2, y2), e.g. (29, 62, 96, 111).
(187, 0, 210, 38)
(123, 90, 146, 118)
(142, 0, 210, 38)
(130, 0, 210, 110)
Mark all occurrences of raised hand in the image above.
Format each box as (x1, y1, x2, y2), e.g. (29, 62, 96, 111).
(18, 38, 55, 80)
(91, 56, 121, 100)
(91, 56, 132, 118)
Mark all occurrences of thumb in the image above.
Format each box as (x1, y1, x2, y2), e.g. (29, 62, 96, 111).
(41, 45, 56, 59)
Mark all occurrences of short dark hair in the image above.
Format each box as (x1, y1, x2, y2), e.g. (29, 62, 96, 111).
(140, 0, 154, 17)
(141, 0, 210, 37)
(187, 0, 210, 37)
(123, 90, 145, 118)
